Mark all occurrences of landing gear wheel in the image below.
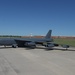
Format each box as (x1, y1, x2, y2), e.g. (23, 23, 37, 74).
(12, 44, 18, 48)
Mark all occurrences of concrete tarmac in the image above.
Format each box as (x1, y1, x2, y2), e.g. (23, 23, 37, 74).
(0, 46, 75, 75)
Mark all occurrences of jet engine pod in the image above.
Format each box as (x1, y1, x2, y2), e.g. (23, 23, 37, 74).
(24, 42, 36, 49)
(54, 43, 59, 46)
(25, 42, 36, 46)
(47, 43, 55, 47)
(61, 45, 69, 48)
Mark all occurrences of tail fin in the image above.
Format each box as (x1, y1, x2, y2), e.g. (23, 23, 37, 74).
(45, 30, 52, 39)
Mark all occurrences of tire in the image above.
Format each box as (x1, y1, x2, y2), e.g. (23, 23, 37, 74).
(12, 44, 18, 48)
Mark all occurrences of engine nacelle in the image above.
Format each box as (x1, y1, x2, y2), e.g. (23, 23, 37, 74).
(61, 45, 69, 48)
(25, 42, 36, 46)
(24, 42, 36, 48)
(54, 43, 59, 46)
(46, 43, 59, 47)
(46, 43, 55, 47)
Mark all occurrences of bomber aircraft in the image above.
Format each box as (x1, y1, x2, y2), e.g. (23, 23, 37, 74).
(0, 30, 69, 49)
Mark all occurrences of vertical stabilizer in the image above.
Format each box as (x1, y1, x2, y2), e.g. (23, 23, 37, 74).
(45, 30, 52, 39)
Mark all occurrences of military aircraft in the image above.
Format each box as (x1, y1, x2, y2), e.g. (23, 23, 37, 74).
(0, 30, 69, 49)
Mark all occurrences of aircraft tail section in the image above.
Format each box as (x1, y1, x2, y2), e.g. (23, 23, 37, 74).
(45, 30, 52, 39)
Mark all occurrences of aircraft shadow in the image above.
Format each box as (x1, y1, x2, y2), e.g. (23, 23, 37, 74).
(35, 46, 75, 51)
(0, 46, 75, 51)
(35, 47, 54, 51)
(0, 47, 12, 49)
(53, 48, 75, 51)
(25, 47, 35, 50)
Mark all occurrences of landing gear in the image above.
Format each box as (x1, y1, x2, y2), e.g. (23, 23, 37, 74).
(12, 44, 18, 48)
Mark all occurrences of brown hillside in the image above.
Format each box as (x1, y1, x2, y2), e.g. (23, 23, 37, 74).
(21, 36, 75, 39)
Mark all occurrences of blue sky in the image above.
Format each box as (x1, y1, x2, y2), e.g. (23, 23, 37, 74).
(0, 0, 75, 36)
